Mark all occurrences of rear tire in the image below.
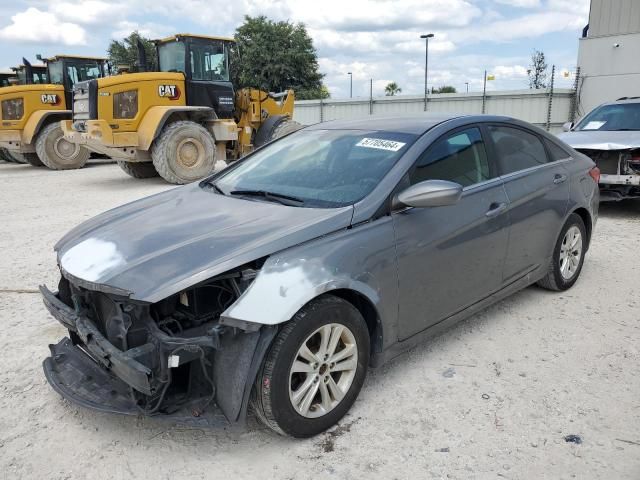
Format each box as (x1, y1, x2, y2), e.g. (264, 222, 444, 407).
(151, 121, 216, 185)
(23, 152, 45, 167)
(253, 116, 302, 149)
(36, 122, 89, 170)
(7, 151, 27, 164)
(0, 148, 14, 162)
(537, 213, 587, 291)
(252, 295, 369, 437)
(117, 160, 159, 179)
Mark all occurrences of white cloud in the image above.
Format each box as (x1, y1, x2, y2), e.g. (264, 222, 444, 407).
(111, 21, 175, 40)
(494, 0, 540, 7)
(51, 1, 122, 25)
(0, 7, 86, 45)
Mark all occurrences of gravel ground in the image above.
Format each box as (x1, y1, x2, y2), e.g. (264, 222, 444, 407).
(0, 160, 639, 480)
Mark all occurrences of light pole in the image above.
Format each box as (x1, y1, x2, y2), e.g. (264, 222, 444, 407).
(420, 33, 434, 111)
(347, 72, 353, 98)
(465, 82, 469, 93)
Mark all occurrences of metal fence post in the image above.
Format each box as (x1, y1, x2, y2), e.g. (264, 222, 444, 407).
(569, 66, 581, 123)
(370, 79, 374, 115)
(481, 70, 487, 114)
(546, 65, 555, 131)
(319, 99, 324, 123)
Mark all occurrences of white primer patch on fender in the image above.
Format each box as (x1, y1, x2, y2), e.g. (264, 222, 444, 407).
(60, 238, 125, 282)
(355, 138, 406, 151)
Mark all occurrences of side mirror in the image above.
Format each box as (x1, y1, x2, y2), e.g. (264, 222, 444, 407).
(562, 121, 574, 132)
(393, 180, 463, 209)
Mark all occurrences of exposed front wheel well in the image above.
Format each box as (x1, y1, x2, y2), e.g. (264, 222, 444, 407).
(324, 289, 383, 360)
(572, 207, 593, 247)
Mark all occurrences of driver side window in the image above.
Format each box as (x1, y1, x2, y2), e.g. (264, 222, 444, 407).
(411, 127, 493, 188)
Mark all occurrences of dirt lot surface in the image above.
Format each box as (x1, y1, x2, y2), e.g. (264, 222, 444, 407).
(0, 160, 638, 480)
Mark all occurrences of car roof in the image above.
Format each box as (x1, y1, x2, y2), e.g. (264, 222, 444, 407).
(305, 113, 516, 135)
(603, 97, 640, 106)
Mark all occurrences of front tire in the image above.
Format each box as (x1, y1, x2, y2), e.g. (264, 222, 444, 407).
(537, 213, 587, 291)
(36, 122, 90, 170)
(117, 160, 159, 179)
(151, 121, 216, 184)
(252, 295, 369, 437)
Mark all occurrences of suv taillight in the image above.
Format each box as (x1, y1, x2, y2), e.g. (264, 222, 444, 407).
(589, 166, 601, 183)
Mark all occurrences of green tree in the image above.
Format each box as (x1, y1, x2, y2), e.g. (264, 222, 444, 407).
(433, 85, 457, 93)
(384, 82, 402, 96)
(527, 50, 548, 89)
(232, 16, 326, 100)
(107, 31, 158, 73)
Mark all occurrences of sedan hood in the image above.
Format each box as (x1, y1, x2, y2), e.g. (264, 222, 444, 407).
(558, 130, 640, 150)
(56, 183, 353, 303)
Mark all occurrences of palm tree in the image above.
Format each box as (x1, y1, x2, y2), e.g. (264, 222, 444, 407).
(384, 82, 402, 96)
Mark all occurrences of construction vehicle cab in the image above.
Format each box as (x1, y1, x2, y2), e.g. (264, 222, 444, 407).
(63, 34, 299, 184)
(0, 72, 17, 88)
(0, 55, 107, 168)
(13, 63, 48, 85)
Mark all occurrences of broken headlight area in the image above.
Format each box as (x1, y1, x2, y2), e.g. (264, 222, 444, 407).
(42, 263, 274, 424)
(577, 148, 640, 176)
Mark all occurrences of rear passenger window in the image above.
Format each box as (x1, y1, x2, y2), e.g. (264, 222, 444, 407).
(411, 127, 493, 188)
(544, 138, 571, 161)
(489, 126, 548, 174)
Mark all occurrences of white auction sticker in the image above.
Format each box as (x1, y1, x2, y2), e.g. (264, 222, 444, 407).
(355, 138, 406, 152)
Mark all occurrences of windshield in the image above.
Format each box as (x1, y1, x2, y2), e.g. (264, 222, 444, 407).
(48, 61, 64, 85)
(211, 129, 416, 208)
(189, 41, 229, 81)
(17, 69, 27, 85)
(575, 103, 640, 131)
(158, 41, 186, 73)
(66, 61, 101, 86)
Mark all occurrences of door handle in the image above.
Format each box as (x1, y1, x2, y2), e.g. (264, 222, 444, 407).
(486, 202, 507, 218)
(553, 173, 568, 184)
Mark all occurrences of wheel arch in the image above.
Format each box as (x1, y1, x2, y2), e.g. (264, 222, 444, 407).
(327, 289, 384, 362)
(571, 207, 593, 247)
(138, 105, 215, 151)
(23, 110, 71, 145)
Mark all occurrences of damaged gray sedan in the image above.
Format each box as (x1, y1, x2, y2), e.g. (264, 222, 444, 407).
(42, 114, 598, 437)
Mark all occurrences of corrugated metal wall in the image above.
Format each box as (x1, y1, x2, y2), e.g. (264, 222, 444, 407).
(294, 89, 574, 133)
(589, 0, 640, 37)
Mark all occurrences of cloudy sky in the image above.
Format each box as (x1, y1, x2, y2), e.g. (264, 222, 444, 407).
(0, 0, 590, 97)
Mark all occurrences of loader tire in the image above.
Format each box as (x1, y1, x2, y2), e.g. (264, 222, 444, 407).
(36, 122, 89, 170)
(253, 115, 302, 149)
(7, 151, 27, 164)
(117, 160, 159, 179)
(151, 120, 216, 185)
(23, 152, 45, 167)
(0, 148, 14, 162)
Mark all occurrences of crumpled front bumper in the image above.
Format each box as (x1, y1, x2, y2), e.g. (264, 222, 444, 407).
(40, 284, 275, 424)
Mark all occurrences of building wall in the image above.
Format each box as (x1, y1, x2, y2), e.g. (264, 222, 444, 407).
(588, 0, 640, 37)
(293, 89, 574, 134)
(577, 1, 640, 115)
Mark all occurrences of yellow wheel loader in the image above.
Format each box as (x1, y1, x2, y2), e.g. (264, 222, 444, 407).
(0, 61, 48, 163)
(62, 34, 301, 184)
(0, 55, 107, 169)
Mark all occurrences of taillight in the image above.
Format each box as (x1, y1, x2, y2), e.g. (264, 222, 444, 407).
(589, 166, 600, 183)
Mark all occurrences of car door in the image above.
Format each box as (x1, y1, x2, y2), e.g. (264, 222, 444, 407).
(393, 126, 511, 341)
(486, 124, 570, 283)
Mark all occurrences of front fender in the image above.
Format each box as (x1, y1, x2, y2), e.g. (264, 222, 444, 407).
(137, 106, 214, 150)
(23, 110, 71, 145)
(220, 218, 399, 350)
